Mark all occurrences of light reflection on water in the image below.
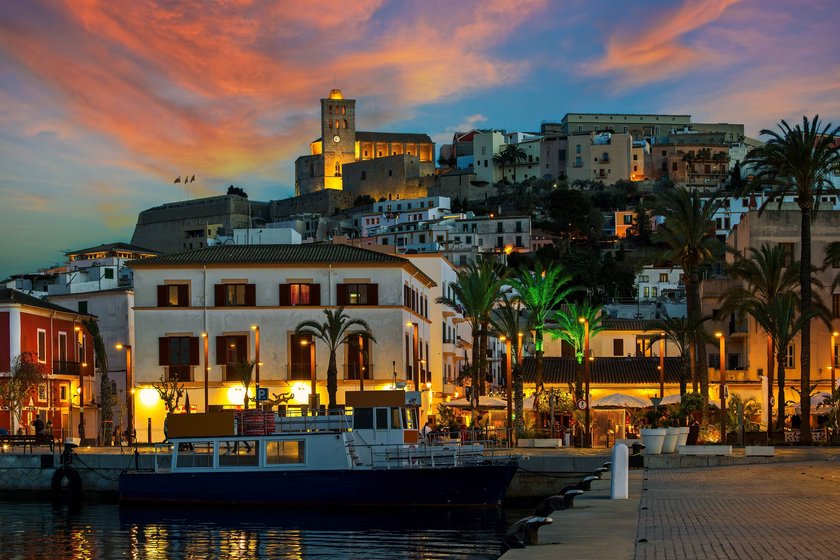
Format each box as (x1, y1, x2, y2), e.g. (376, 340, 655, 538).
(0, 500, 518, 559)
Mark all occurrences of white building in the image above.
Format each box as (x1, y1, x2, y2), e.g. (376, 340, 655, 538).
(129, 244, 436, 441)
(635, 266, 684, 303)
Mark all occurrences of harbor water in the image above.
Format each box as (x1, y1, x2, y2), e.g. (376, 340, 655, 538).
(0, 499, 531, 559)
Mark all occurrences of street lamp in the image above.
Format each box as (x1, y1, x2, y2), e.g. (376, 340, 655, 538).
(716, 332, 726, 444)
(201, 332, 209, 412)
(115, 343, 134, 445)
(251, 325, 260, 390)
(500, 335, 513, 446)
(579, 317, 591, 447)
(659, 332, 666, 400)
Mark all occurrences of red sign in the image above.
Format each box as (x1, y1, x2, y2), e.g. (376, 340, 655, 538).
(576, 399, 588, 410)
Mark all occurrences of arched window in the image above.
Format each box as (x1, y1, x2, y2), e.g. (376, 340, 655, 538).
(335, 162, 341, 176)
(343, 119, 348, 129)
(341, 106, 346, 115)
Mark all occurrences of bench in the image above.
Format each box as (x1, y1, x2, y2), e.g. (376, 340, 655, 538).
(502, 516, 554, 550)
(0, 434, 55, 453)
(677, 445, 732, 456)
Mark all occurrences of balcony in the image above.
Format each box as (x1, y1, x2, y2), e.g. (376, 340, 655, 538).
(53, 360, 81, 375)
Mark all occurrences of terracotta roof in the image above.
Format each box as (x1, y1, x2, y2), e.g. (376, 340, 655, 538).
(0, 288, 93, 316)
(131, 244, 412, 267)
(356, 131, 433, 144)
(66, 242, 160, 256)
(521, 356, 684, 385)
(601, 319, 661, 331)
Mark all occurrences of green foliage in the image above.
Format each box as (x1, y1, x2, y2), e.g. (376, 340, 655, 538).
(353, 194, 376, 207)
(229, 359, 256, 409)
(545, 187, 602, 240)
(725, 393, 763, 432)
(533, 389, 574, 414)
(679, 392, 704, 416)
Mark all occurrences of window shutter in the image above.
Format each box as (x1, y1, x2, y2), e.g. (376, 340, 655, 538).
(178, 285, 189, 306)
(336, 283, 348, 305)
(279, 284, 291, 306)
(368, 283, 379, 305)
(309, 283, 321, 306)
(214, 284, 225, 307)
(157, 286, 168, 307)
(158, 337, 169, 365)
(245, 284, 256, 306)
(216, 336, 226, 365)
(189, 337, 200, 365)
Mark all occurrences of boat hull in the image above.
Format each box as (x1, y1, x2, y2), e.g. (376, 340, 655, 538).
(119, 462, 518, 507)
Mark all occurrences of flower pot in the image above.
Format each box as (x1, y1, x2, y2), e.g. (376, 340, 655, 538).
(675, 426, 690, 447)
(640, 428, 666, 455)
(662, 427, 680, 453)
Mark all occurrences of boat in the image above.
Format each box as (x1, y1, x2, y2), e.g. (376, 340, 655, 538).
(119, 390, 519, 507)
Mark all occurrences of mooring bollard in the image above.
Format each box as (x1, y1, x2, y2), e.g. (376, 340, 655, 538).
(610, 443, 629, 499)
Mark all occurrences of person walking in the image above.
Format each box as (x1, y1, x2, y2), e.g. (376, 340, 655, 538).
(33, 414, 45, 436)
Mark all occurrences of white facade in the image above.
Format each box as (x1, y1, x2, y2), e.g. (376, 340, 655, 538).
(635, 266, 684, 302)
(473, 131, 505, 184)
(130, 248, 435, 441)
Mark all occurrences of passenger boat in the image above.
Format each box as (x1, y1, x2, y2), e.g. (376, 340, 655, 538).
(119, 390, 519, 507)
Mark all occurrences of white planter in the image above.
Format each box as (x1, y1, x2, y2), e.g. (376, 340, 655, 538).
(640, 428, 667, 455)
(675, 426, 690, 447)
(662, 427, 680, 453)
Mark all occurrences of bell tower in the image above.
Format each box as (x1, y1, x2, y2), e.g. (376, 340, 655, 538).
(321, 89, 356, 190)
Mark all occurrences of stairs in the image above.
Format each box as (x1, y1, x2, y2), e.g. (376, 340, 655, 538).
(343, 433, 364, 468)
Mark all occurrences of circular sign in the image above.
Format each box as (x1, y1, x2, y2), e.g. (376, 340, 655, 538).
(576, 399, 588, 410)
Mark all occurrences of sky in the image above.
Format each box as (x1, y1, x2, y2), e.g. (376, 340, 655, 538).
(1, 0, 838, 278)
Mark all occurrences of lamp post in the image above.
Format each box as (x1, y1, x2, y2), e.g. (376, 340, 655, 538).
(716, 332, 726, 444)
(358, 334, 365, 392)
(500, 335, 513, 446)
(251, 325, 260, 389)
(115, 343, 134, 445)
(579, 317, 591, 447)
(406, 322, 419, 391)
(659, 332, 666, 400)
(201, 332, 209, 412)
(74, 326, 85, 439)
(831, 331, 839, 393)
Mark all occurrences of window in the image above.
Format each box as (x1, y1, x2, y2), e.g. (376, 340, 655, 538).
(219, 441, 258, 467)
(266, 440, 305, 464)
(214, 283, 255, 307)
(216, 334, 248, 380)
(157, 284, 189, 307)
(659, 273, 669, 283)
(613, 338, 624, 357)
(361, 171, 366, 180)
(280, 283, 320, 306)
(347, 334, 370, 380)
(337, 283, 378, 305)
(515, 236, 523, 247)
(37, 329, 47, 363)
(159, 336, 198, 381)
(574, 156, 582, 167)
(78, 301, 88, 314)
(38, 384, 47, 402)
(497, 236, 504, 248)
(786, 344, 795, 369)
(289, 333, 312, 380)
(497, 222, 504, 233)
(623, 214, 633, 225)
(633, 154, 638, 161)
(176, 442, 214, 468)
(635, 337, 653, 357)
(672, 162, 678, 172)
(575, 144, 581, 154)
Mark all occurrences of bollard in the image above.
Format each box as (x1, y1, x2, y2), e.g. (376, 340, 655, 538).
(610, 443, 629, 499)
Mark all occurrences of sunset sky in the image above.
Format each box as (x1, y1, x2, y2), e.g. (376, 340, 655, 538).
(1, 0, 838, 278)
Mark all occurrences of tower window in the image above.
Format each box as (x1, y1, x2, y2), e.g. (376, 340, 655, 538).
(335, 162, 341, 176)
(328, 120, 333, 129)
(344, 119, 348, 129)
(341, 106, 346, 115)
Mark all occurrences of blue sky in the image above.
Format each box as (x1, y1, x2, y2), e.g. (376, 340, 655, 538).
(0, 0, 838, 278)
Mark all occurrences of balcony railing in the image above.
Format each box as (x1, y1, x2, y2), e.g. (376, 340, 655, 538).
(53, 360, 81, 375)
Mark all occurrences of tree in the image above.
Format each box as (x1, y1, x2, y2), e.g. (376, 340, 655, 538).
(490, 294, 532, 437)
(152, 374, 185, 415)
(229, 359, 256, 410)
(511, 261, 575, 393)
(493, 144, 527, 183)
(681, 151, 696, 187)
(353, 194, 375, 207)
(741, 115, 840, 444)
(83, 318, 114, 442)
(719, 243, 803, 431)
(648, 313, 712, 396)
(295, 308, 376, 409)
(548, 301, 605, 402)
(0, 352, 47, 433)
(652, 189, 723, 411)
(437, 258, 508, 410)
(823, 241, 840, 290)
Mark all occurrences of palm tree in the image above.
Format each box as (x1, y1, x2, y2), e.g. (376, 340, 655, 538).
(295, 308, 376, 409)
(718, 243, 802, 430)
(493, 144, 528, 183)
(647, 312, 711, 396)
(824, 241, 840, 290)
(652, 189, 723, 410)
(742, 115, 840, 444)
(229, 359, 256, 410)
(436, 257, 508, 409)
(83, 318, 114, 442)
(490, 293, 532, 437)
(510, 260, 575, 393)
(681, 150, 696, 187)
(549, 301, 605, 402)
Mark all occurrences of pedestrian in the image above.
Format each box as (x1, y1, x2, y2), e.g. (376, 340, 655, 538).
(33, 414, 45, 436)
(421, 420, 433, 442)
(45, 419, 53, 437)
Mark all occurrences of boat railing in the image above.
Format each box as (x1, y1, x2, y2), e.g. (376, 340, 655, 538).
(275, 410, 352, 433)
(364, 440, 514, 469)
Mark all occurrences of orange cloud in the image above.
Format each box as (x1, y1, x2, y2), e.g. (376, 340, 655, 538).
(584, 0, 742, 86)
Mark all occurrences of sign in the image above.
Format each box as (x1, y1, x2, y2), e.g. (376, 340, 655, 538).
(256, 387, 268, 402)
(576, 399, 588, 411)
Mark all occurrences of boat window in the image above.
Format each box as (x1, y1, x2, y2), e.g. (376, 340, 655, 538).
(375, 408, 389, 429)
(175, 441, 214, 468)
(266, 440, 305, 464)
(354, 408, 373, 429)
(408, 408, 418, 430)
(390, 407, 402, 429)
(219, 441, 258, 467)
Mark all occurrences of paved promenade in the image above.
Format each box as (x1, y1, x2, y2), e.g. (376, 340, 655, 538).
(502, 450, 840, 560)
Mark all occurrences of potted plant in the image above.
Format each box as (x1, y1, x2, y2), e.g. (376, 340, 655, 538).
(640, 409, 666, 454)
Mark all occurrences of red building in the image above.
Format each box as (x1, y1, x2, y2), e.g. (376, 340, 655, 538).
(0, 288, 94, 439)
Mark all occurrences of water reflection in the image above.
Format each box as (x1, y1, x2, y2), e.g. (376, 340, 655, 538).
(0, 500, 512, 559)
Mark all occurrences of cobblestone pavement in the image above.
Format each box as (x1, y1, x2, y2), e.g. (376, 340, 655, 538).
(636, 461, 840, 560)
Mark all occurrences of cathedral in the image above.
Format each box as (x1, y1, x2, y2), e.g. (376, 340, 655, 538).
(294, 90, 435, 200)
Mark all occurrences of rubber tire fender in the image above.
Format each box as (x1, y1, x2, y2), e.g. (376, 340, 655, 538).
(51, 466, 82, 494)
